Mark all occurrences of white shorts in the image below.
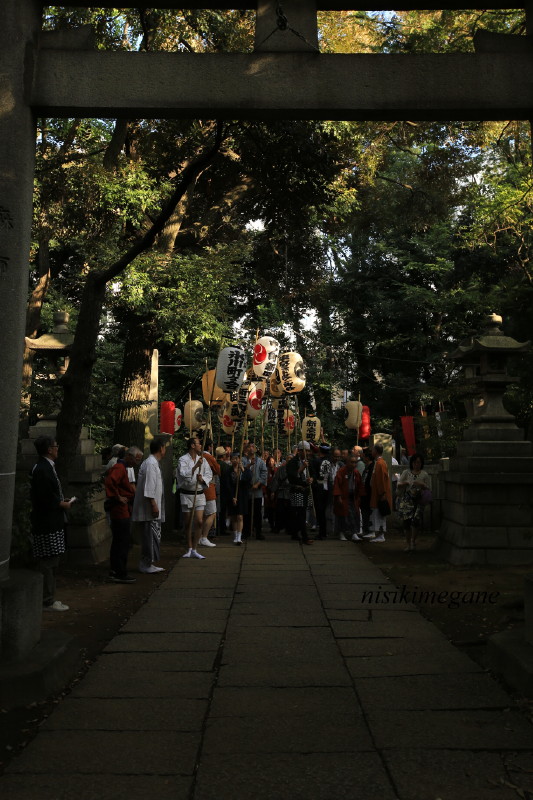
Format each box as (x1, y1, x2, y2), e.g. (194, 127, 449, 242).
(181, 493, 206, 513)
(204, 499, 217, 516)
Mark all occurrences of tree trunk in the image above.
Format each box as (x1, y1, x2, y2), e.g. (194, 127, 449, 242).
(20, 237, 52, 437)
(54, 123, 224, 484)
(55, 272, 106, 486)
(114, 331, 155, 450)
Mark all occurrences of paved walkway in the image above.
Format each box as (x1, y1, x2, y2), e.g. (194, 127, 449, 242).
(2, 540, 532, 799)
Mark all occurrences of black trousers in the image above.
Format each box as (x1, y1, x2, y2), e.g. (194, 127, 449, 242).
(360, 498, 372, 533)
(275, 498, 291, 533)
(290, 504, 311, 543)
(110, 517, 131, 577)
(312, 486, 328, 538)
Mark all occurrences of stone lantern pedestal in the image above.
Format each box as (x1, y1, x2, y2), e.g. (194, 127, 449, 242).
(438, 314, 533, 565)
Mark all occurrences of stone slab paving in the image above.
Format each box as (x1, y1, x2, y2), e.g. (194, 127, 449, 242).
(2, 539, 532, 800)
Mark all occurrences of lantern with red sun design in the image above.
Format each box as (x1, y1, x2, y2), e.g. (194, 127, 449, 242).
(247, 380, 266, 419)
(283, 408, 296, 432)
(253, 336, 280, 380)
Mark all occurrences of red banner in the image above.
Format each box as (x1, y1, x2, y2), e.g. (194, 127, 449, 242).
(400, 416, 416, 456)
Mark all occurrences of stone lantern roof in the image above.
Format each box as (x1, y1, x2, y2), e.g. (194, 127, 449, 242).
(450, 314, 530, 360)
(25, 311, 74, 351)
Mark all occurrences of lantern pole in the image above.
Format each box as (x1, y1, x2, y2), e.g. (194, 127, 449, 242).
(234, 415, 248, 504)
(261, 407, 265, 457)
(356, 391, 361, 446)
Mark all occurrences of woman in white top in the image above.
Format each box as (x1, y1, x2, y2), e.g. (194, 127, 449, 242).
(397, 453, 431, 552)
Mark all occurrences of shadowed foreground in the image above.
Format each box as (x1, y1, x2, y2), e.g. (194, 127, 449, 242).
(2, 540, 532, 799)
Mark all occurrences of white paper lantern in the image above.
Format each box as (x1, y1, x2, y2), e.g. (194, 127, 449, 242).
(277, 351, 305, 394)
(345, 400, 363, 430)
(270, 370, 284, 398)
(174, 407, 182, 431)
(220, 403, 237, 435)
(247, 380, 267, 419)
(184, 400, 205, 431)
(253, 336, 280, 380)
(201, 369, 226, 406)
(283, 409, 296, 433)
(302, 413, 321, 442)
(215, 346, 247, 393)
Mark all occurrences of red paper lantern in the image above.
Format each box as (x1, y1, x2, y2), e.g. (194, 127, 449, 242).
(359, 405, 371, 439)
(160, 401, 175, 435)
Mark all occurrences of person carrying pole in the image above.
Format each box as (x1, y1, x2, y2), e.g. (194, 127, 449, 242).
(177, 436, 212, 559)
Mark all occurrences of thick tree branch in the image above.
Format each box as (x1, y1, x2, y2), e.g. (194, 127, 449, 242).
(95, 121, 225, 287)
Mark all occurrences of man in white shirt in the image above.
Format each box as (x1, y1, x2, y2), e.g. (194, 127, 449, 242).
(176, 436, 213, 559)
(132, 437, 167, 574)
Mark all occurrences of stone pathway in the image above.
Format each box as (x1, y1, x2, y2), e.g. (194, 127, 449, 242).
(2, 540, 532, 799)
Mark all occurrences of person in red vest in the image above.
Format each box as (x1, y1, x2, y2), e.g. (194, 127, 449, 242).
(199, 439, 221, 548)
(105, 447, 142, 583)
(333, 453, 364, 541)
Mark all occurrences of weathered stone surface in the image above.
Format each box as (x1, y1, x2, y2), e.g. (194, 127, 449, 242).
(217, 661, 351, 687)
(1, 536, 528, 798)
(7, 731, 198, 775)
(202, 713, 372, 753)
(383, 749, 519, 800)
(345, 649, 482, 678)
(228, 612, 327, 627)
(367, 709, 533, 749)
(209, 687, 362, 717)
(356, 673, 512, 709)
(0, 776, 192, 800)
(71, 669, 213, 699)
(336, 634, 462, 658)
(194, 753, 397, 800)
(42, 697, 208, 731)
(97, 650, 217, 671)
(329, 615, 437, 639)
(121, 611, 227, 633)
(33, 50, 533, 122)
(103, 632, 222, 652)
(221, 626, 338, 662)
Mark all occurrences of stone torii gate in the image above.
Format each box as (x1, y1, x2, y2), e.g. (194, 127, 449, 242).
(1, 0, 533, 586)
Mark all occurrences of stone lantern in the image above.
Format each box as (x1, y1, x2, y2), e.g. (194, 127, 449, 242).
(438, 314, 533, 565)
(451, 313, 530, 436)
(25, 310, 74, 381)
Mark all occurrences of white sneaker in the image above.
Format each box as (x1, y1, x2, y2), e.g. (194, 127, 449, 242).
(339, 534, 348, 541)
(362, 533, 375, 540)
(151, 566, 165, 572)
(191, 550, 206, 560)
(351, 533, 362, 542)
(372, 534, 386, 543)
(199, 537, 216, 547)
(44, 600, 69, 611)
(139, 564, 159, 573)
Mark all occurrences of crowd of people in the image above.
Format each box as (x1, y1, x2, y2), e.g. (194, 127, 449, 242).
(29, 431, 431, 611)
(171, 437, 430, 554)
